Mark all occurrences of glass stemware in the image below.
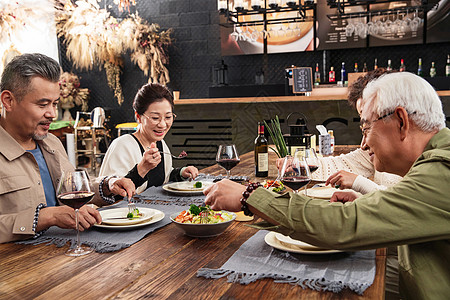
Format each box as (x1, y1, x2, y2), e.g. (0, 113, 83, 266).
(305, 147, 320, 175)
(281, 150, 311, 195)
(216, 144, 240, 178)
(57, 169, 95, 256)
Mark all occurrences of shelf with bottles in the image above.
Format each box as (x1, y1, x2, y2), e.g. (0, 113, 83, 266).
(218, 0, 316, 28)
(325, 0, 435, 21)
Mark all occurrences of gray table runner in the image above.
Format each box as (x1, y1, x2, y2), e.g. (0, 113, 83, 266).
(16, 201, 188, 252)
(198, 230, 376, 295)
(16, 175, 220, 252)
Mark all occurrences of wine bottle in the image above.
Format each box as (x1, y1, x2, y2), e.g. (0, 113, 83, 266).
(329, 66, 335, 82)
(254, 122, 268, 177)
(314, 63, 321, 85)
(341, 62, 347, 85)
(399, 59, 406, 72)
(446, 55, 450, 77)
(430, 62, 436, 77)
(386, 59, 392, 71)
(362, 62, 368, 72)
(417, 58, 423, 76)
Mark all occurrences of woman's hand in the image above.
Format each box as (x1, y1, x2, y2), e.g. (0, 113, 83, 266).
(204, 179, 245, 212)
(138, 142, 161, 177)
(326, 170, 358, 190)
(182, 166, 199, 180)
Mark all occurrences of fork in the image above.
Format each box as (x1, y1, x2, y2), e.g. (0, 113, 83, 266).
(159, 151, 187, 159)
(200, 210, 208, 224)
(125, 196, 136, 215)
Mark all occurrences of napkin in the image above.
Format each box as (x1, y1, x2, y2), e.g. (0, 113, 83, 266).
(198, 230, 376, 295)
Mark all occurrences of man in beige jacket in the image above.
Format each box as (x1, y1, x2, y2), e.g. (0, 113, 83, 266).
(0, 53, 135, 243)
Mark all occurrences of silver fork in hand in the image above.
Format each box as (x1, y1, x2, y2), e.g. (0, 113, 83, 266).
(159, 151, 187, 159)
(125, 197, 136, 215)
(200, 211, 208, 224)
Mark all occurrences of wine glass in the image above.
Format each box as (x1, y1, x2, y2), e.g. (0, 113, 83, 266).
(305, 147, 320, 175)
(216, 144, 240, 178)
(281, 150, 311, 194)
(57, 169, 95, 256)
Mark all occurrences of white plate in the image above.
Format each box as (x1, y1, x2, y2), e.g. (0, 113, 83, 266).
(94, 209, 164, 230)
(274, 233, 321, 250)
(99, 207, 155, 225)
(264, 232, 343, 255)
(162, 181, 214, 195)
(301, 186, 340, 199)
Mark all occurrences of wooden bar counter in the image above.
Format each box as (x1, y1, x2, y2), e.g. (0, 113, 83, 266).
(0, 146, 386, 299)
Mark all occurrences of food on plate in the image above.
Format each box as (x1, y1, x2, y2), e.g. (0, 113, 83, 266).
(263, 180, 285, 193)
(126, 208, 142, 219)
(174, 204, 234, 224)
(194, 181, 203, 188)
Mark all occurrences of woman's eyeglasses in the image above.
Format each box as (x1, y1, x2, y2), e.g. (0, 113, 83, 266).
(142, 113, 176, 125)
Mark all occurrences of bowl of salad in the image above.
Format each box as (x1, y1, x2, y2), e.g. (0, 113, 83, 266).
(170, 204, 236, 238)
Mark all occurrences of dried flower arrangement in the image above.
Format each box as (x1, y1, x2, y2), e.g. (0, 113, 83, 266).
(55, 0, 172, 105)
(0, 0, 54, 70)
(59, 72, 90, 111)
(114, 0, 136, 12)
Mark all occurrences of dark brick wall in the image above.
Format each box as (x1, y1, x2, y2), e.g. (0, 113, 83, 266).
(59, 0, 450, 134)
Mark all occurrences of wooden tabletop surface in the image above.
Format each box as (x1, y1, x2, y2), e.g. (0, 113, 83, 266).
(0, 145, 386, 300)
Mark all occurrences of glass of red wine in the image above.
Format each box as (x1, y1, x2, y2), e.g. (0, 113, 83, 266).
(305, 147, 319, 174)
(281, 151, 311, 194)
(216, 144, 240, 178)
(57, 169, 95, 256)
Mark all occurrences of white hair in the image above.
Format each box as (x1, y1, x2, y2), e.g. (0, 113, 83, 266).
(363, 72, 446, 132)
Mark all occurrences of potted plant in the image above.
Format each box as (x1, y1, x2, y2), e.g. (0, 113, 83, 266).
(264, 115, 288, 158)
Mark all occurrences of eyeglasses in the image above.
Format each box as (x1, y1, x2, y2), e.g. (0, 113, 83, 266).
(142, 113, 176, 125)
(360, 110, 416, 137)
(360, 111, 395, 138)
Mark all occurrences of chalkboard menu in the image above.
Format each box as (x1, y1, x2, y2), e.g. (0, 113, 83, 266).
(292, 67, 313, 93)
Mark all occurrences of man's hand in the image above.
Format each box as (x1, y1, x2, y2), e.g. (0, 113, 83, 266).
(329, 191, 359, 203)
(108, 177, 135, 199)
(182, 166, 199, 180)
(37, 205, 102, 232)
(204, 179, 245, 212)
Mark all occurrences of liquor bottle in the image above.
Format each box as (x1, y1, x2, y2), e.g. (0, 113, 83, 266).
(362, 62, 368, 72)
(354, 62, 359, 72)
(328, 130, 335, 153)
(329, 66, 336, 82)
(399, 59, 406, 72)
(446, 55, 450, 77)
(341, 62, 347, 85)
(430, 62, 436, 77)
(386, 59, 392, 71)
(374, 58, 378, 70)
(314, 63, 321, 85)
(254, 122, 268, 177)
(417, 58, 423, 76)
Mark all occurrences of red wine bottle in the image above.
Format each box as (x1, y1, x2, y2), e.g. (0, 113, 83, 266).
(254, 122, 268, 177)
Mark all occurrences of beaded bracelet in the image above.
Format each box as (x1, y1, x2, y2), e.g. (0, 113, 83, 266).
(240, 182, 262, 216)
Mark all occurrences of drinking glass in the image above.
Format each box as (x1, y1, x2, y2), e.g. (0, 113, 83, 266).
(305, 147, 319, 175)
(281, 150, 311, 194)
(57, 169, 95, 256)
(216, 144, 240, 178)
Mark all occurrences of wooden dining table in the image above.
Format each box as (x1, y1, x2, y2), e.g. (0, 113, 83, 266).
(0, 146, 386, 300)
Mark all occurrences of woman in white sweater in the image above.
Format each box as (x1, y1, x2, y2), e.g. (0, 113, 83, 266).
(99, 83, 198, 194)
